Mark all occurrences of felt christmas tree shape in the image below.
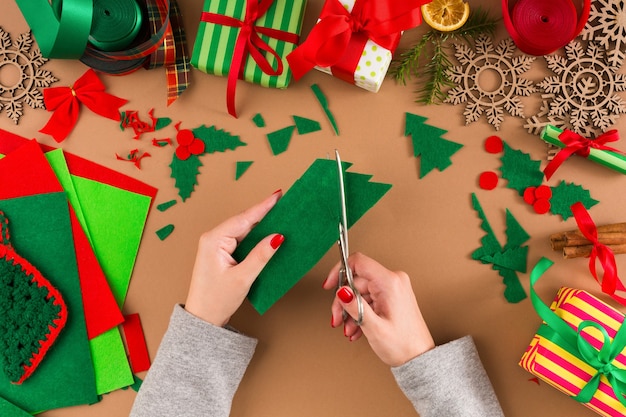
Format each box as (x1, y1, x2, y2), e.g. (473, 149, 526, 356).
(233, 158, 392, 314)
(0, 211, 67, 384)
(404, 113, 463, 178)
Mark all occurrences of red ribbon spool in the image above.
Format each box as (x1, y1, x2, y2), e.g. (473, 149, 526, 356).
(502, 0, 590, 56)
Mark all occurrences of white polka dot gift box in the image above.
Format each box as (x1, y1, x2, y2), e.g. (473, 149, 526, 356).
(287, 0, 429, 92)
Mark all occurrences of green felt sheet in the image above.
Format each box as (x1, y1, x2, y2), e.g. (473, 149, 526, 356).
(0, 192, 98, 412)
(233, 158, 391, 314)
(0, 396, 31, 417)
(46, 150, 137, 394)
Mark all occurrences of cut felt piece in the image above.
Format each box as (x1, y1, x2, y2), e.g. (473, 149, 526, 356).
(0, 210, 68, 384)
(267, 126, 295, 155)
(0, 192, 97, 412)
(293, 115, 321, 134)
(233, 158, 392, 314)
(156, 224, 175, 240)
(235, 161, 253, 180)
(121, 313, 151, 374)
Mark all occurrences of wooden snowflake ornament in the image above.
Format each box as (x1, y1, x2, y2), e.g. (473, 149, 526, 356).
(581, 0, 626, 70)
(0, 28, 57, 124)
(445, 34, 536, 130)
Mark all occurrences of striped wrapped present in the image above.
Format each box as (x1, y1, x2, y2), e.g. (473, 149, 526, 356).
(191, 0, 306, 116)
(520, 258, 626, 417)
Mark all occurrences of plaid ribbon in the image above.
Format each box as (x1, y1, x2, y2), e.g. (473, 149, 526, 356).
(80, 0, 190, 105)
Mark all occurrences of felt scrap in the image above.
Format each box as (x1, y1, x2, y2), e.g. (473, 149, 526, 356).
(121, 314, 151, 374)
(252, 113, 266, 128)
(293, 115, 321, 134)
(157, 200, 177, 212)
(311, 84, 339, 135)
(120, 109, 172, 139)
(152, 138, 173, 147)
(233, 158, 392, 314)
(404, 113, 463, 178)
(116, 149, 151, 169)
(235, 161, 254, 180)
(156, 224, 175, 240)
(0, 211, 68, 384)
(0, 193, 98, 412)
(471, 193, 529, 303)
(267, 126, 296, 155)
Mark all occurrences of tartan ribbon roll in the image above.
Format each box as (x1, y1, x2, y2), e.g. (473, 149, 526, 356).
(15, 0, 190, 105)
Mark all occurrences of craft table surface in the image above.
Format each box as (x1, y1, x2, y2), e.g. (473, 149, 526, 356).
(1, 1, 624, 416)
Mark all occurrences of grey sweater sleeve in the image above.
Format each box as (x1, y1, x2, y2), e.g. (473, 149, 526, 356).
(130, 305, 257, 417)
(391, 335, 505, 417)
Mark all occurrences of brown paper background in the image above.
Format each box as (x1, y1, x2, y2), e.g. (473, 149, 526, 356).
(1, 0, 624, 416)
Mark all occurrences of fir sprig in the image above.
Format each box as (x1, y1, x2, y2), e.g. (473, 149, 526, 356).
(390, 7, 498, 104)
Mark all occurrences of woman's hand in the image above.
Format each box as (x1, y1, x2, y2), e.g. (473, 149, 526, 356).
(185, 191, 284, 327)
(323, 253, 435, 367)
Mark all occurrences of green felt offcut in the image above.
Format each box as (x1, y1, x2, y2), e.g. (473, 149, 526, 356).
(235, 161, 253, 180)
(156, 224, 175, 241)
(233, 158, 392, 315)
(293, 115, 321, 135)
(252, 113, 265, 128)
(267, 126, 295, 155)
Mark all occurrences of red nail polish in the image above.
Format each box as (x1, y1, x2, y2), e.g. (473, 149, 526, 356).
(337, 287, 354, 303)
(270, 234, 284, 249)
(273, 189, 282, 195)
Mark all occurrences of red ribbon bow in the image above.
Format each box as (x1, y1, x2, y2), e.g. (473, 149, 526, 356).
(201, 0, 300, 118)
(40, 69, 128, 143)
(572, 202, 626, 305)
(543, 129, 623, 180)
(287, 0, 426, 84)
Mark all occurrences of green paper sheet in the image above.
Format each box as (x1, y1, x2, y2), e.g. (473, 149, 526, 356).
(0, 192, 98, 412)
(233, 158, 392, 314)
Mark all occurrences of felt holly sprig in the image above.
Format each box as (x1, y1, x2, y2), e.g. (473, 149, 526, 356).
(0, 211, 68, 384)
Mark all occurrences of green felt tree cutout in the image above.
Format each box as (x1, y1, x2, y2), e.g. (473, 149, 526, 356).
(0, 211, 67, 384)
(471, 193, 529, 303)
(404, 112, 463, 178)
(233, 158, 392, 314)
(550, 181, 599, 220)
(500, 143, 543, 195)
(169, 125, 247, 201)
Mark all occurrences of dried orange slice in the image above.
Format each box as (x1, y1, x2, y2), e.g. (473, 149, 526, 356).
(421, 0, 470, 32)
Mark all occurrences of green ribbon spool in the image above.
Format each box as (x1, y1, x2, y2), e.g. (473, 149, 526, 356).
(89, 0, 143, 52)
(530, 258, 626, 407)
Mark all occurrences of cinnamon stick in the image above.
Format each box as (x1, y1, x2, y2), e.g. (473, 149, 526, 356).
(550, 223, 626, 250)
(563, 243, 626, 259)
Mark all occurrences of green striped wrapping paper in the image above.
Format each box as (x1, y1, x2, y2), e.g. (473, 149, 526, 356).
(191, 0, 306, 88)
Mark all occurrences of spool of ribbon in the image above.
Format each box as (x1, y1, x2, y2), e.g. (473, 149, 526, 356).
(200, 0, 300, 118)
(529, 258, 626, 407)
(15, 0, 190, 105)
(39, 69, 128, 143)
(287, 0, 426, 85)
(502, 0, 591, 56)
(542, 126, 626, 179)
(571, 202, 626, 305)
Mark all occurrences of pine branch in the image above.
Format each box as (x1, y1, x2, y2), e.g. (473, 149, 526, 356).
(417, 38, 454, 105)
(447, 7, 499, 43)
(390, 31, 434, 85)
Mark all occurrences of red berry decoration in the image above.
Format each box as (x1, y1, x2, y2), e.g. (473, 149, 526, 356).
(479, 171, 499, 190)
(0, 212, 68, 384)
(522, 186, 552, 215)
(175, 129, 205, 160)
(484, 135, 504, 154)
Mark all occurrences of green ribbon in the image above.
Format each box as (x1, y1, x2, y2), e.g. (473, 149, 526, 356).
(530, 258, 626, 407)
(15, 0, 93, 59)
(88, 0, 143, 52)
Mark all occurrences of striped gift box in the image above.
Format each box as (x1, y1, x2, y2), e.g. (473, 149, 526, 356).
(191, 0, 306, 88)
(520, 287, 626, 416)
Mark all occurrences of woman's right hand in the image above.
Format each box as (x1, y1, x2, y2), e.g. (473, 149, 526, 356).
(323, 253, 435, 367)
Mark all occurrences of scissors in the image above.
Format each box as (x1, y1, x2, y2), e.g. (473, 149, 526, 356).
(335, 150, 364, 326)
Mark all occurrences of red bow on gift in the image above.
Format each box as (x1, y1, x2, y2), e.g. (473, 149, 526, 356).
(572, 202, 626, 305)
(287, 0, 427, 84)
(40, 69, 128, 143)
(201, 0, 300, 118)
(544, 129, 623, 180)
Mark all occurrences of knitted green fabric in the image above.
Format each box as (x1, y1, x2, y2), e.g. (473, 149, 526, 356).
(0, 212, 67, 384)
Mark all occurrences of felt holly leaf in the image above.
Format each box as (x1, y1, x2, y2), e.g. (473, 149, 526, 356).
(192, 125, 247, 154)
(549, 180, 599, 220)
(405, 113, 463, 178)
(0, 212, 67, 384)
(233, 158, 392, 314)
(500, 143, 543, 195)
(169, 154, 202, 202)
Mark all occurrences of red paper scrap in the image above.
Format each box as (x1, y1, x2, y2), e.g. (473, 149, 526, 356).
(122, 313, 151, 373)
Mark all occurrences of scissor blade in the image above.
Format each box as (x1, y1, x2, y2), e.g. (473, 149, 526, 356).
(335, 150, 349, 246)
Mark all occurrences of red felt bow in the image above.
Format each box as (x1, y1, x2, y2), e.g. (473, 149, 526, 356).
(40, 69, 128, 143)
(571, 202, 626, 305)
(544, 129, 623, 180)
(287, 0, 426, 84)
(201, 0, 300, 118)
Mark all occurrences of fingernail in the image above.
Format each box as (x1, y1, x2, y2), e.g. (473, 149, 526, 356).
(273, 189, 282, 195)
(270, 234, 285, 249)
(330, 315, 335, 328)
(337, 287, 354, 303)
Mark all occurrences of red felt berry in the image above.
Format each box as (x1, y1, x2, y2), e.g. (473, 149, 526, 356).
(176, 129, 195, 146)
(479, 171, 498, 190)
(535, 185, 552, 199)
(484, 136, 503, 153)
(188, 138, 205, 155)
(533, 198, 551, 214)
(175, 146, 192, 160)
(523, 187, 537, 205)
